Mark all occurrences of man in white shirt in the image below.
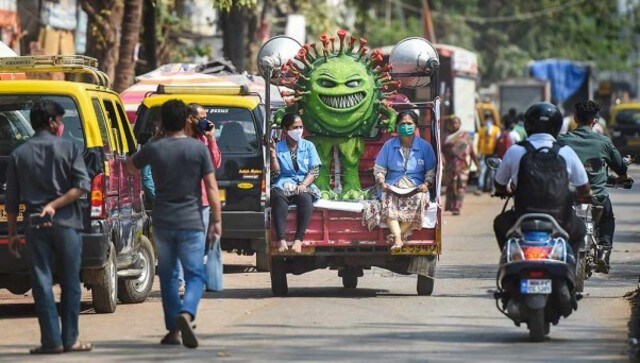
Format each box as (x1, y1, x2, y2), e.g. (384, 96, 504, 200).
(493, 103, 591, 253)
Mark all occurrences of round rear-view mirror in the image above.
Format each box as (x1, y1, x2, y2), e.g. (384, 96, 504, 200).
(486, 157, 502, 170)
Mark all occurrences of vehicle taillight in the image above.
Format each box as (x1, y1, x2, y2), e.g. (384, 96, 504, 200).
(261, 178, 267, 203)
(90, 173, 106, 218)
(529, 270, 544, 278)
(522, 246, 551, 260)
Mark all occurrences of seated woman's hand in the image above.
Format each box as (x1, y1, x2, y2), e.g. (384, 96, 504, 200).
(381, 182, 391, 192)
(418, 183, 429, 193)
(296, 184, 307, 195)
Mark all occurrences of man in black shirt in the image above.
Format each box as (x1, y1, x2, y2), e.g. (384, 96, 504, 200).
(6, 99, 91, 354)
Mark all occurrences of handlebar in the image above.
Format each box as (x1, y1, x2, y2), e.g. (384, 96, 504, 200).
(606, 175, 634, 189)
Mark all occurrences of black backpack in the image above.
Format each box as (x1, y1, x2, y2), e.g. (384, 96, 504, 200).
(514, 140, 571, 224)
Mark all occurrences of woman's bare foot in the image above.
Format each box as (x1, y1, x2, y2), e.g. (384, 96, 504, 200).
(391, 236, 404, 250)
(277, 240, 288, 252)
(291, 239, 303, 253)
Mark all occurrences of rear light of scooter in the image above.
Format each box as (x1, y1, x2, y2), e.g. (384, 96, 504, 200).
(90, 173, 107, 218)
(506, 238, 525, 262)
(522, 246, 551, 260)
(548, 238, 568, 262)
(261, 179, 267, 203)
(528, 270, 544, 278)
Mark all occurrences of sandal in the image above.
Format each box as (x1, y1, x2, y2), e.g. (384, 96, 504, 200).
(160, 331, 181, 345)
(175, 313, 198, 349)
(64, 340, 93, 352)
(29, 346, 63, 355)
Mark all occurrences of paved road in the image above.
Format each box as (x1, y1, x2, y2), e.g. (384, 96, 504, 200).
(1, 166, 639, 362)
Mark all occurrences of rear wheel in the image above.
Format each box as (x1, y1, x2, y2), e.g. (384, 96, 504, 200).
(270, 257, 288, 296)
(527, 308, 546, 342)
(255, 250, 270, 272)
(575, 251, 587, 293)
(417, 257, 437, 296)
(92, 244, 118, 313)
(118, 236, 155, 303)
(342, 274, 358, 289)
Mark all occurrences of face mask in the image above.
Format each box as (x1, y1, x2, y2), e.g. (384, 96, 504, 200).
(288, 128, 303, 142)
(55, 122, 65, 138)
(398, 124, 415, 137)
(197, 119, 213, 134)
(485, 121, 492, 129)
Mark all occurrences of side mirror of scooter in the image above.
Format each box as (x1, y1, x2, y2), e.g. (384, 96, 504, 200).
(486, 157, 502, 170)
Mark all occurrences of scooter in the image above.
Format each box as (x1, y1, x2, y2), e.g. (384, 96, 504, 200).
(486, 157, 578, 342)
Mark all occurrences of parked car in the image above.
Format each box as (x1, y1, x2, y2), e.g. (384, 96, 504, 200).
(610, 102, 640, 158)
(0, 55, 154, 313)
(133, 85, 269, 270)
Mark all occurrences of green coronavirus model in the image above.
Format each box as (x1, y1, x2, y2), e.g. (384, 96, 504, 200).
(278, 29, 397, 200)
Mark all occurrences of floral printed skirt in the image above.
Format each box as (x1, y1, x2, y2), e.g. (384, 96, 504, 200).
(381, 191, 430, 226)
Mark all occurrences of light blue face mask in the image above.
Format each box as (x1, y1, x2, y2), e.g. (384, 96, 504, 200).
(398, 124, 416, 137)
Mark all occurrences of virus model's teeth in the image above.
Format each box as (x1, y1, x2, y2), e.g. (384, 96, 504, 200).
(320, 92, 365, 109)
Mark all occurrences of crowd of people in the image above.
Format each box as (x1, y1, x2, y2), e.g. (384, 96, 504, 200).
(5, 95, 632, 354)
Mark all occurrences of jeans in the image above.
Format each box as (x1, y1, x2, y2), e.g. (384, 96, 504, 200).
(478, 155, 495, 192)
(153, 227, 206, 331)
(597, 196, 615, 248)
(177, 206, 214, 287)
(25, 225, 82, 349)
(270, 187, 314, 241)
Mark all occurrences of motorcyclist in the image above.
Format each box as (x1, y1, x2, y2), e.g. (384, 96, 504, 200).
(559, 100, 632, 271)
(493, 103, 591, 254)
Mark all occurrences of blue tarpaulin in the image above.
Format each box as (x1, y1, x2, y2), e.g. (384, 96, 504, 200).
(529, 59, 587, 103)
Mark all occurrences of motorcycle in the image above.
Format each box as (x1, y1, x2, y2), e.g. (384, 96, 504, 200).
(574, 165, 634, 291)
(487, 157, 579, 342)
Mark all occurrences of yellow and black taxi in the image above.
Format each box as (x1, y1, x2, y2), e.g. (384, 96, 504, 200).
(0, 55, 154, 313)
(610, 102, 640, 158)
(133, 85, 269, 270)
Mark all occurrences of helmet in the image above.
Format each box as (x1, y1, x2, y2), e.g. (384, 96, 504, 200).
(523, 102, 563, 138)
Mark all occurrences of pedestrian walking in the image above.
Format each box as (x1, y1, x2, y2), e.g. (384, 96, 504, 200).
(127, 99, 222, 349)
(6, 99, 92, 354)
(475, 113, 500, 195)
(442, 116, 478, 215)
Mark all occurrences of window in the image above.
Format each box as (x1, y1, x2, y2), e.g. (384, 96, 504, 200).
(615, 110, 640, 126)
(92, 98, 111, 151)
(0, 95, 83, 155)
(102, 99, 123, 153)
(207, 107, 258, 154)
(115, 102, 136, 152)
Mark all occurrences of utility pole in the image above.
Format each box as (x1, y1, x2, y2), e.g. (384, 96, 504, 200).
(421, 0, 436, 43)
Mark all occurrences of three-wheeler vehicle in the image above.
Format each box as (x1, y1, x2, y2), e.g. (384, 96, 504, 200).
(257, 35, 444, 296)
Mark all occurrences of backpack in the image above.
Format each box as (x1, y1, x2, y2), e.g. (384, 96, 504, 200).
(495, 130, 512, 158)
(514, 141, 571, 224)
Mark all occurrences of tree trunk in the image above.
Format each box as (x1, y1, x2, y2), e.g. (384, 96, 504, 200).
(220, 6, 248, 72)
(139, 0, 157, 74)
(114, 0, 143, 92)
(80, 0, 124, 86)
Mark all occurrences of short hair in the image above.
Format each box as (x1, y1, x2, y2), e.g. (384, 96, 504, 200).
(161, 99, 187, 132)
(281, 112, 301, 130)
(186, 103, 202, 117)
(396, 110, 419, 124)
(30, 99, 65, 130)
(574, 100, 601, 125)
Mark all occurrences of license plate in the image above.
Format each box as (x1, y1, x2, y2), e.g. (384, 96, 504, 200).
(391, 244, 437, 256)
(520, 279, 552, 294)
(219, 189, 226, 202)
(0, 204, 25, 222)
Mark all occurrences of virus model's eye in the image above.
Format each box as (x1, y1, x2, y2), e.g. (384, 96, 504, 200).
(345, 80, 360, 88)
(319, 79, 337, 88)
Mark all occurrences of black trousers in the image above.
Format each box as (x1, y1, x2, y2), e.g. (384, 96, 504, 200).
(271, 187, 314, 241)
(597, 196, 615, 249)
(493, 210, 586, 254)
